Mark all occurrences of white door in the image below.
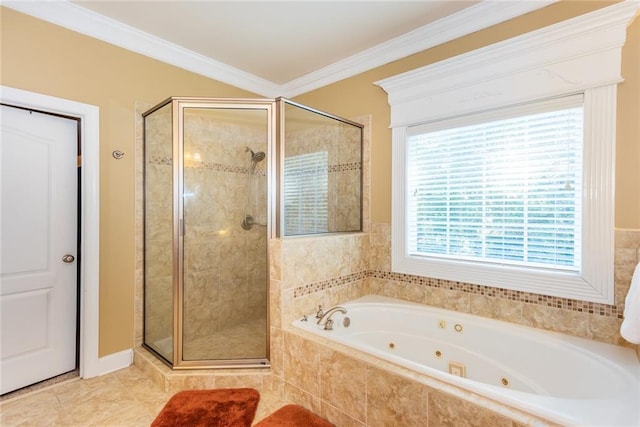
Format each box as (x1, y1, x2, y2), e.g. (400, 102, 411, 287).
(0, 105, 78, 394)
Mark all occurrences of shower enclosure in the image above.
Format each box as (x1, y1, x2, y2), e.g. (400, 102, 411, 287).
(143, 98, 272, 368)
(143, 97, 363, 369)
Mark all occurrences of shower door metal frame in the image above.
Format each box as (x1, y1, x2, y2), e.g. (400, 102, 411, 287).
(144, 97, 275, 370)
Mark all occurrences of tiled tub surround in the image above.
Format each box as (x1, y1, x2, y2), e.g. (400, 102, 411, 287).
(280, 321, 555, 427)
(293, 295, 639, 426)
(267, 227, 640, 426)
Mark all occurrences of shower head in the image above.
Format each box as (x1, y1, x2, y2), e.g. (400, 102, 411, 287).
(252, 151, 266, 162)
(245, 146, 266, 163)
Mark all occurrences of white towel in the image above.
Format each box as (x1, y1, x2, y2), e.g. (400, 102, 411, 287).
(620, 262, 640, 344)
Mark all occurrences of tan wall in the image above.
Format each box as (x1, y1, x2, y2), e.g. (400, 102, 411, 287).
(0, 7, 258, 356)
(618, 16, 640, 229)
(293, 1, 640, 229)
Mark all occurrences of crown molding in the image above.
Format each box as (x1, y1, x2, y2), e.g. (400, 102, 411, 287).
(4, 0, 555, 98)
(2, 0, 282, 97)
(281, 0, 557, 97)
(375, 0, 640, 127)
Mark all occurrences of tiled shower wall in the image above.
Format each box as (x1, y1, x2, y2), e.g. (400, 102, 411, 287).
(181, 110, 267, 344)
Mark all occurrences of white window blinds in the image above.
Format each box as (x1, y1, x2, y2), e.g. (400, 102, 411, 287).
(406, 96, 583, 271)
(283, 151, 328, 235)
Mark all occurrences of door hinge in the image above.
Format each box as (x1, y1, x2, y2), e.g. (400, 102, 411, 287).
(77, 155, 82, 167)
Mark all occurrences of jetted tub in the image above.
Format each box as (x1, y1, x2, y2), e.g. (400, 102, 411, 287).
(293, 295, 640, 426)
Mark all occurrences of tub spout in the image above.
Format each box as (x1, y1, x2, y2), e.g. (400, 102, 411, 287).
(317, 306, 347, 330)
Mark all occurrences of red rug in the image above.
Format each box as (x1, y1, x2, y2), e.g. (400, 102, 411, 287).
(151, 388, 260, 427)
(254, 404, 334, 427)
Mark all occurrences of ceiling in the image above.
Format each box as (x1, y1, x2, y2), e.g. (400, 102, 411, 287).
(3, 1, 556, 97)
(73, 1, 477, 84)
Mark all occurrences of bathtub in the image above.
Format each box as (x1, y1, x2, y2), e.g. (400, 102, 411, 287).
(292, 295, 640, 426)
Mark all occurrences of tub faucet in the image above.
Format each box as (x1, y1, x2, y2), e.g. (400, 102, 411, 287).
(316, 306, 347, 330)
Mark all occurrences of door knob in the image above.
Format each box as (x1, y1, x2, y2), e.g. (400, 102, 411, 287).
(62, 254, 75, 263)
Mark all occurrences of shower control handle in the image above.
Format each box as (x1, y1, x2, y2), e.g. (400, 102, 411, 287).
(62, 254, 75, 263)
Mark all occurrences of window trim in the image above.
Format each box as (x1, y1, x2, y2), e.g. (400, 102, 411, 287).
(377, 2, 639, 304)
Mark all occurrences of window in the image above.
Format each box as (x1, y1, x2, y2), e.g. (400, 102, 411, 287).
(283, 151, 328, 235)
(375, 2, 639, 303)
(407, 97, 583, 272)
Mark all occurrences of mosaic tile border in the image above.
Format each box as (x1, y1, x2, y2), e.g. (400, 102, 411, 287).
(150, 155, 172, 166)
(282, 162, 361, 177)
(293, 271, 368, 298)
(148, 156, 359, 175)
(370, 270, 623, 318)
(293, 269, 623, 318)
(328, 162, 361, 173)
(148, 156, 266, 176)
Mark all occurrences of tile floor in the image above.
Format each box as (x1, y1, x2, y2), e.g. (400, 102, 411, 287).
(0, 365, 284, 426)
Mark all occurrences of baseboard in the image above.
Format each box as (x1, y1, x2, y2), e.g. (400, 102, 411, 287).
(94, 348, 133, 377)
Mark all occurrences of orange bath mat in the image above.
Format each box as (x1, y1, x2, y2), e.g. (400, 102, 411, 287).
(254, 404, 334, 427)
(151, 388, 260, 427)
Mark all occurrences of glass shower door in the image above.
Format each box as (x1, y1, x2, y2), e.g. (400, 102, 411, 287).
(181, 105, 269, 364)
